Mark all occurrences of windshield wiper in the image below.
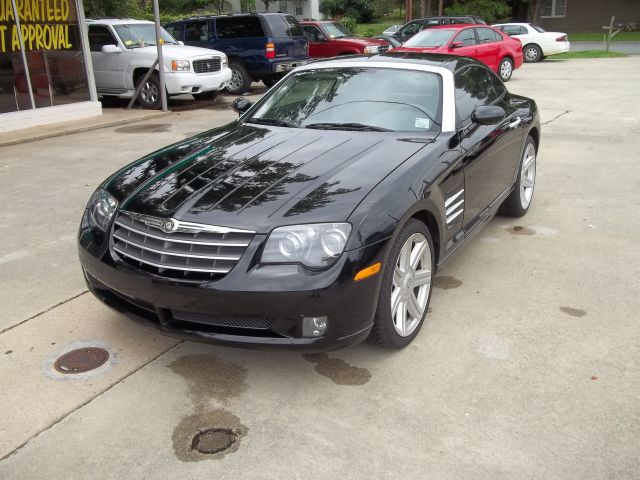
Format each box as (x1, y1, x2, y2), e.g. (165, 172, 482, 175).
(246, 117, 296, 127)
(305, 122, 392, 132)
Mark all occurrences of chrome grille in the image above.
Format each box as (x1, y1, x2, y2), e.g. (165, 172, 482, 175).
(193, 58, 222, 74)
(111, 211, 254, 279)
(378, 45, 390, 53)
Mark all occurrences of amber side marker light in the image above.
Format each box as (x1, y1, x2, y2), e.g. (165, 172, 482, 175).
(354, 262, 381, 281)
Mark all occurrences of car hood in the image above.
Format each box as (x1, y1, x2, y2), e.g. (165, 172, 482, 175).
(104, 124, 435, 233)
(135, 44, 223, 58)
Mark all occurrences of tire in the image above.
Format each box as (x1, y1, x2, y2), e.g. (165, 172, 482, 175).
(192, 90, 219, 101)
(136, 72, 162, 109)
(523, 44, 542, 63)
(499, 135, 537, 217)
(369, 219, 434, 348)
(261, 76, 280, 88)
(225, 62, 251, 94)
(498, 57, 514, 82)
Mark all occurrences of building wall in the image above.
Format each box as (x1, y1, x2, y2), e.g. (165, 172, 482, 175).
(540, 0, 640, 32)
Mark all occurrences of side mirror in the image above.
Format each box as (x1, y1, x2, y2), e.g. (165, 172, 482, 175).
(101, 44, 122, 53)
(317, 33, 327, 42)
(178, 40, 185, 46)
(449, 41, 463, 49)
(231, 97, 252, 115)
(472, 105, 506, 125)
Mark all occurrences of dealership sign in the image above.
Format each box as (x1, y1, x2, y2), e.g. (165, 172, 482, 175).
(0, 0, 73, 52)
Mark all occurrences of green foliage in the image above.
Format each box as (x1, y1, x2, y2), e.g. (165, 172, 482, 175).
(360, 29, 376, 37)
(320, 0, 376, 23)
(342, 16, 357, 34)
(445, 0, 511, 24)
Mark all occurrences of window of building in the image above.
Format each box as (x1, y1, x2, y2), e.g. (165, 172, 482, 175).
(542, 0, 567, 18)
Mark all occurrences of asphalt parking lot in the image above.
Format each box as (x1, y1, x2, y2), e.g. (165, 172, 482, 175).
(1, 57, 639, 479)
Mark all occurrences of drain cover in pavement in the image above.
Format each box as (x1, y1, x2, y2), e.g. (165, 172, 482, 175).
(191, 428, 237, 455)
(54, 347, 109, 374)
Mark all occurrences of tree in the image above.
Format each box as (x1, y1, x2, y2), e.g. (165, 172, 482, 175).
(320, 0, 376, 23)
(445, 0, 511, 23)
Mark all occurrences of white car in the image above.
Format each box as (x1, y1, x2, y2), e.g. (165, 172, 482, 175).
(493, 23, 570, 62)
(382, 24, 403, 35)
(87, 19, 232, 108)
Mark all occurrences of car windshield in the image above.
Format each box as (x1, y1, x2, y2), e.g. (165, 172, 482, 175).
(403, 29, 456, 47)
(324, 22, 352, 38)
(247, 68, 442, 133)
(530, 24, 545, 33)
(114, 24, 179, 47)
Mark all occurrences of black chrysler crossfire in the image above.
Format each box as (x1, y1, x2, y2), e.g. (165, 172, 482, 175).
(78, 53, 539, 351)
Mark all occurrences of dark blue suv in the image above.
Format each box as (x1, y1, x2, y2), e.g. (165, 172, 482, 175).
(165, 13, 308, 94)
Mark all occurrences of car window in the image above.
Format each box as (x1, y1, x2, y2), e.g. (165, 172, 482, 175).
(453, 28, 477, 46)
(425, 19, 441, 27)
(88, 25, 118, 51)
(502, 25, 527, 36)
(530, 24, 545, 33)
(114, 24, 178, 47)
(250, 68, 443, 132)
(303, 25, 323, 42)
(477, 27, 501, 43)
(403, 29, 456, 48)
(184, 20, 208, 42)
(284, 15, 304, 37)
(215, 17, 265, 38)
(401, 21, 423, 36)
(164, 23, 181, 39)
(455, 66, 507, 124)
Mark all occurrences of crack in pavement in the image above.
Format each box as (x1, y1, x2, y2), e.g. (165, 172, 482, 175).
(0, 340, 183, 463)
(0, 290, 89, 335)
(542, 109, 571, 125)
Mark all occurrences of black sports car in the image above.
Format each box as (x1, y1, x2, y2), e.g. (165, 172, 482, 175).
(78, 53, 539, 351)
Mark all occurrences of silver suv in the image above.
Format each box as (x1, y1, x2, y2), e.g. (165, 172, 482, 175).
(87, 19, 232, 108)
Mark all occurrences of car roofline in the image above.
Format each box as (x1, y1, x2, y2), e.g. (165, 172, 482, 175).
(294, 60, 456, 133)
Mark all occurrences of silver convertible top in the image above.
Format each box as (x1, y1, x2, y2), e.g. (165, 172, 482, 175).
(295, 60, 456, 133)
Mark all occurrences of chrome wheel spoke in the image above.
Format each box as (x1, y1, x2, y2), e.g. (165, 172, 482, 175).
(407, 292, 423, 320)
(413, 268, 431, 287)
(392, 266, 403, 288)
(394, 298, 407, 336)
(391, 288, 402, 317)
(409, 240, 427, 269)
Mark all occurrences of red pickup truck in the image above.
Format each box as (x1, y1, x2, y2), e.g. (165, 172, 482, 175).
(300, 21, 391, 57)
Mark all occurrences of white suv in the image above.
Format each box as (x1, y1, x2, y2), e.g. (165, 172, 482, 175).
(87, 19, 232, 108)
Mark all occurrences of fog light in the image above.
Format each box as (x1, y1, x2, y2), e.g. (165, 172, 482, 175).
(302, 316, 328, 337)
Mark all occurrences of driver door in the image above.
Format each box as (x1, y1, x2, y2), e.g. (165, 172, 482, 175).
(88, 25, 126, 91)
(302, 25, 331, 57)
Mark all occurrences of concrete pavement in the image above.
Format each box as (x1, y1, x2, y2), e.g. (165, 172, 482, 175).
(0, 59, 639, 479)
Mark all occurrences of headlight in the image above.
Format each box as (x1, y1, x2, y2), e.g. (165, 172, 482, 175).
(363, 45, 379, 54)
(221, 54, 228, 67)
(171, 59, 190, 71)
(261, 223, 351, 268)
(87, 189, 118, 231)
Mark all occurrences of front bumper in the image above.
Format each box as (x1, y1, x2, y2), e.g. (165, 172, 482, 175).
(164, 66, 232, 95)
(78, 216, 388, 351)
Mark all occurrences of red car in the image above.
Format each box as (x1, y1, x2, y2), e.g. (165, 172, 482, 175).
(394, 24, 523, 81)
(301, 21, 391, 58)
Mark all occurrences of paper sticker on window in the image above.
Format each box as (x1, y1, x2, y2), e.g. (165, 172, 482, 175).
(415, 118, 431, 129)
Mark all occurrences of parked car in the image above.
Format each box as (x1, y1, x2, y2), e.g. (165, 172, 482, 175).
(382, 24, 403, 35)
(393, 25, 523, 81)
(165, 13, 308, 93)
(493, 23, 570, 62)
(301, 21, 391, 57)
(372, 34, 402, 49)
(86, 19, 231, 109)
(394, 15, 486, 42)
(78, 53, 540, 351)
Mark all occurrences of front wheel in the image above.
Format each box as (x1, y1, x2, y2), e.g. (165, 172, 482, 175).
(523, 44, 542, 63)
(136, 72, 162, 109)
(498, 57, 514, 82)
(225, 62, 251, 94)
(261, 76, 280, 88)
(499, 135, 537, 217)
(369, 219, 434, 348)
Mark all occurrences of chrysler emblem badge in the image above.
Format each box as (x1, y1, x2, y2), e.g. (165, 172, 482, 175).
(162, 220, 175, 232)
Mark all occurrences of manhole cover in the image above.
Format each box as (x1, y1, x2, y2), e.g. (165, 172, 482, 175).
(191, 428, 237, 455)
(54, 347, 109, 374)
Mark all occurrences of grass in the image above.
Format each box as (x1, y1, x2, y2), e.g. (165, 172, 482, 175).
(353, 16, 405, 36)
(549, 50, 627, 59)
(569, 31, 640, 42)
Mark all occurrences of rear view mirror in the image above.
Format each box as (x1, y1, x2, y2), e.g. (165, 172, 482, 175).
(101, 44, 122, 53)
(449, 41, 463, 49)
(231, 97, 252, 115)
(472, 106, 506, 125)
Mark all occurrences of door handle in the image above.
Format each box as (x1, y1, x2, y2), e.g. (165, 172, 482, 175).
(508, 117, 522, 129)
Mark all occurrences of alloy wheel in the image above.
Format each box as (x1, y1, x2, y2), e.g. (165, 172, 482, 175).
(524, 46, 540, 62)
(500, 59, 513, 81)
(391, 232, 432, 337)
(141, 81, 159, 104)
(227, 69, 243, 92)
(520, 142, 536, 209)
